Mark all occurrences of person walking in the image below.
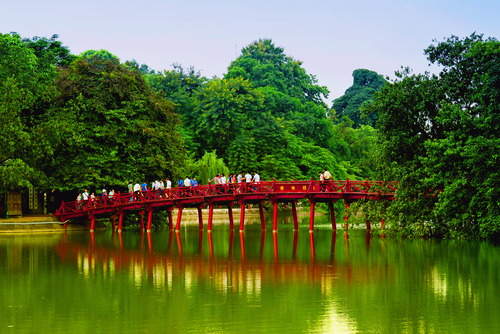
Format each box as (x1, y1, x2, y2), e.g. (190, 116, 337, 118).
(319, 171, 325, 192)
(323, 168, 332, 191)
(76, 193, 82, 210)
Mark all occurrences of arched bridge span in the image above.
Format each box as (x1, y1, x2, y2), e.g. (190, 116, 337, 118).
(55, 179, 397, 232)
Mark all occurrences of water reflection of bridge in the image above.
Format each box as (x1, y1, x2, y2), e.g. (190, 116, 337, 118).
(56, 180, 397, 232)
(56, 230, 394, 293)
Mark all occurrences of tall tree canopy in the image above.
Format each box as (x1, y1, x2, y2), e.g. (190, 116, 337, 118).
(226, 39, 329, 105)
(40, 55, 185, 190)
(332, 69, 386, 128)
(0, 33, 57, 193)
(368, 33, 500, 239)
(21, 34, 77, 67)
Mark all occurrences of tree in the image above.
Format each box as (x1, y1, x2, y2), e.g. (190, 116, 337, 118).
(41, 56, 185, 190)
(21, 34, 77, 67)
(0, 33, 57, 192)
(80, 49, 119, 62)
(226, 39, 329, 105)
(332, 69, 386, 128)
(145, 64, 207, 153)
(368, 33, 500, 239)
(190, 77, 264, 159)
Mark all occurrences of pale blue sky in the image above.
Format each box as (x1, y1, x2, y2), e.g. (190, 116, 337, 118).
(2, 0, 499, 104)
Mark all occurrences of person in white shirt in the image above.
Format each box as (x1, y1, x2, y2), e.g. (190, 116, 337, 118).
(252, 172, 260, 182)
(221, 174, 227, 184)
(133, 183, 141, 193)
(245, 172, 252, 182)
(82, 189, 89, 200)
(184, 177, 191, 187)
(323, 169, 332, 191)
(237, 173, 242, 183)
(166, 178, 172, 189)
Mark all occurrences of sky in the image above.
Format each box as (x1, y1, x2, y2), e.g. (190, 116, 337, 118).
(2, 0, 499, 105)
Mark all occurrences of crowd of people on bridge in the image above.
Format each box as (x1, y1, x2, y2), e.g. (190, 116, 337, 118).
(75, 169, 333, 206)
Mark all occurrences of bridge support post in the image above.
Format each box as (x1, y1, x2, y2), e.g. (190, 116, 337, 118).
(175, 206, 183, 231)
(366, 219, 371, 231)
(329, 201, 336, 230)
(118, 213, 123, 232)
(208, 204, 214, 232)
(272, 202, 278, 232)
(239, 203, 245, 232)
(110, 215, 116, 230)
(198, 205, 204, 230)
(292, 201, 298, 230)
(227, 204, 234, 230)
(168, 207, 173, 230)
(381, 217, 385, 230)
(147, 210, 153, 232)
(90, 216, 95, 232)
(309, 201, 315, 232)
(139, 211, 144, 231)
(259, 202, 266, 230)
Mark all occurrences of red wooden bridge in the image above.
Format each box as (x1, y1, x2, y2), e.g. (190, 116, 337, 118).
(55, 179, 397, 232)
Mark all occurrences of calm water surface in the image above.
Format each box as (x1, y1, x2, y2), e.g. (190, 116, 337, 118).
(1, 214, 499, 333)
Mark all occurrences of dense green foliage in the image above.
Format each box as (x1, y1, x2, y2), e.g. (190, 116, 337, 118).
(366, 33, 500, 239)
(0, 33, 58, 193)
(332, 69, 386, 128)
(21, 34, 77, 67)
(42, 57, 185, 190)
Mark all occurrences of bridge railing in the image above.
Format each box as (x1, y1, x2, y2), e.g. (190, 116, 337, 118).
(55, 180, 399, 219)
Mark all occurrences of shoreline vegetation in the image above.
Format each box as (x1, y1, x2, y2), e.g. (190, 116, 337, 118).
(2, 32, 500, 239)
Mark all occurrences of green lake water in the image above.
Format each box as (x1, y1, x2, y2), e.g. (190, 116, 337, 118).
(1, 214, 499, 333)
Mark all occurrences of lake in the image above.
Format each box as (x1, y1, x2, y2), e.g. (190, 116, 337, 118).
(1, 214, 499, 333)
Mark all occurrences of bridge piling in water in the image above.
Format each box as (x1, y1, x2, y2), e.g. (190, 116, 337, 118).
(292, 202, 299, 230)
(207, 204, 214, 232)
(110, 215, 116, 230)
(344, 201, 350, 230)
(309, 201, 315, 232)
(118, 213, 123, 232)
(329, 201, 336, 230)
(147, 209, 153, 232)
(227, 204, 234, 230)
(167, 207, 173, 230)
(139, 211, 144, 230)
(175, 206, 183, 231)
(272, 202, 278, 232)
(259, 203, 266, 230)
(239, 203, 245, 232)
(197, 205, 204, 230)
